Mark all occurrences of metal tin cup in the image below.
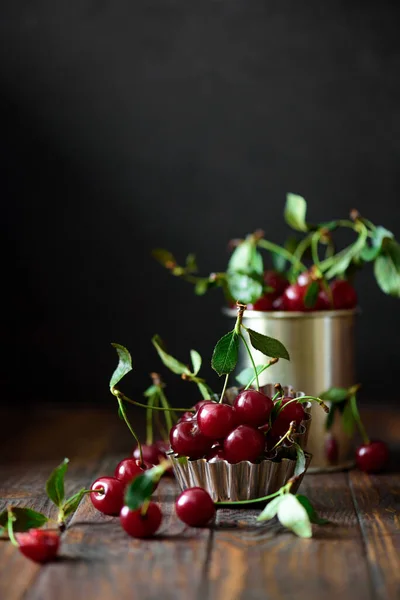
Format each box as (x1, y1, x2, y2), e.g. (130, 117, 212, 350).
(169, 387, 313, 502)
(223, 307, 357, 472)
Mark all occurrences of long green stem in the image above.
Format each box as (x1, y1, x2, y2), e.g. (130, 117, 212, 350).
(257, 239, 306, 271)
(117, 396, 143, 464)
(7, 509, 18, 547)
(239, 332, 259, 391)
(311, 232, 321, 268)
(215, 484, 291, 506)
(350, 395, 370, 445)
(146, 394, 155, 445)
(277, 395, 329, 415)
(158, 388, 173, 432)
(219, 373, 230, 403)
(117, 391, 193, 412)
(244, 360, 278, 391)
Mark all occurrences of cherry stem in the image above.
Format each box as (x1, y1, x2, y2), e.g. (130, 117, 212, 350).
(115, 394, 144, 465)
(219, 373, 230, 403)
(116, 390, 193, 412)
(7, 508, 18, 547)
(277, 395, 329, 416)
(244, 359, 278, 391)
(349, 394, 370, 445)
(311, 232, 321, 268)
(239, 332, 259, 391)
(257, 238, 306, 271)
(215, 481, 292, 506)
(140, 499, 151, 517)
(270, 421, 297, 452)
(146, 394, 155, 446)
(158, 387, 173, 432)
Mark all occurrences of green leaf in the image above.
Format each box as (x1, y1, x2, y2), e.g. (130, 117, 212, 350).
(62, 488, 86, 518)
(361, 226, 394, 262)
(190, 350, 202, 376)
(293, 442, 306, 476)
(152, 335, 191, 376)
(246, 328, 290, 361)
(109, 344, 133, 389)
(124, 464, 165, 510)
(319, 387, 349, 403)
(46, 458, 69, 508)
(226, 272, 264, 304)
(152, 248, 177, 268)
(227, 237, 264, 303)
(144, 385, 159, 398)
(374, 239, 400, 297)
(211, 330, 240, 376)
(197, 382, 212, 400)
(284, 193, 308, 232)
(194, 278, 211, 296)
(236, 365, 266, 387)
(0, 508, 48, 533)
(325, 403, 336, 430)
(227, 238, 263, 274)
(342, 401, 356, 436)
(296, 495, 330, 525)
(325, 230, 368, 279)
(257, 496, 285, 522)
(304, 281, 319, 309)
(277, 494, 312, 538)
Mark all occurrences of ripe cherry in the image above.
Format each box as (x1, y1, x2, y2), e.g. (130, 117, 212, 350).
(197, 403, 237, 439)
(170, 420, 213, 459)
(331, 280, 357, 309)
(16, 529, 60, 563)
(355, 440, 389, 473)
(205, 444, 226, 462)
(264, 270, 289, 298)
(133, 444, 162, 465)
(178, 411, 196, 423)
(247, 295, 274, 311)
(223, 425, 265, 464)
(175, 487, 216, 527)
(120, 502, 162, 538)
(297, 271, 312, 287)
(325, 435, 339, 464)
(270, 398, 305, 437)
(282, 283, 328, 311)
(90, 476, 125, 515)
(114, 458, 153, 487)
(233, 390, 273, 427)
(193, 400, 213, 413)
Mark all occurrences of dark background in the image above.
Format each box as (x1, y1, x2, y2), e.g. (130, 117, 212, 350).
(2, 1, 400, 408)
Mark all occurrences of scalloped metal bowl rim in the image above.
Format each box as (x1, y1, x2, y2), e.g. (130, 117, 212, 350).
(167, 450, 312, 469)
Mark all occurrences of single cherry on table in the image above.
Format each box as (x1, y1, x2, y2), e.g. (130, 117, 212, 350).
(16, 529, 60, 563)
(120, 502, 162, 538)
(175, 487, 215, 527)
(90, 476, 125, 516)
(355, 440, 389, 473)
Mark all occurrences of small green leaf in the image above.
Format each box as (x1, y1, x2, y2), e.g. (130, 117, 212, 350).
(296, 495, 330, 525)
(325, 230, 368, 279)
(246, 328, 290, 361)
(190, 350, 202, 376)
(277, 494, 312, 538)
(197, 381, 212, 400)
(236, 365, 266, 387)
(325, 403, 336, 430)
(144, 385, 159, 398)
(110, 344, 133, 389)
(361, 226, 394, 262)
(226, 272, 264, 304)
(374, 239, 400, 297)
(304, 281, 319, 309)
(152, 335, 191, 376)
(62, 488, 86, 518)
(342, 401, 356, 436)
(293, 442, 306, 476)
(194, 278, 211, 296)
(227, 237, 264, 303)
(227, 238, 263, 274)
(211, 330, 240, 376)
(152, 248, 177, 268)
(257, 496, 285, 522)
(46, 458, 69, 508)
(284, 193, 308, 232)
(319, 387, 349, 403)
(0, 508, 48, 533)
(124, 464, 165, 510)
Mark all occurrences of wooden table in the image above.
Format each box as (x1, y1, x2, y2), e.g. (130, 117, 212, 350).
(1, 405, 399, 600)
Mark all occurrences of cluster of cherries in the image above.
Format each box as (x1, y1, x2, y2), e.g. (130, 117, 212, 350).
(170, 389, 305, 463)
(246, 270, 357, 312)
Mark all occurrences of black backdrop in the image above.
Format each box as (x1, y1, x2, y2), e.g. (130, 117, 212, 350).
(2, 1, 400, 407)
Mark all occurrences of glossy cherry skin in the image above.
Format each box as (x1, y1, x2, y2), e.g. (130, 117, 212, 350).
(355, 440, 389, 473)
(170, 420, 213, 459)
(16, 529, 60, 563)
(205, 444, 226, 462)
(120, 502, 162, 538)
(197, 402, 237, 439)
(325, 436, 339, 464)
(175, 487, 216, 527)
(247, 295, 274, 311)
(270, 398, 305, 437)
(264, 270, 289, 298)
(233, 390, 273, 427)
(331, 280, 358, 309)
(282, 283, 328, 311)
(193, 400, 213, 413)
(223, 425, 265, 464)
(178, 411, 196, 423)
(133, 444, 162, 465)
(297, 271, 312, 287)
(114, 458, 153, 487)
(90, 476, 125, 515)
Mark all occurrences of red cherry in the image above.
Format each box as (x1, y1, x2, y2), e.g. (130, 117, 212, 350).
(331, 280, 358, 309)
(169, 420, 213, 459)
(178, 411, 196, 423)
(193, 400, 213, 413)
(90, 476, 124, 515)
(325, 435, 339, 464)
(272, 295, 285, 311)
(247, 295, 274, 311)
(282, 283, 329, 311)
(120, 502, 162, 538)
(197, 403, 237, 439)
(223, 425, 265, 464)
(114, 458, 153, 487)
(270, 398, 305, 437)
(264, 270, 289, 298)
(355, 440, 389, 473)
(297, 271, 312, 287)
(133, 444, 162, 465)
(233, 390, 273, 427)
(205, 444, 226, 462)
(175, 487, 216, 527)
(16, 529, 60, 563)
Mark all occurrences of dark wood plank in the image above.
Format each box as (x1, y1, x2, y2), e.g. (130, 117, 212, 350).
(349, 470, 400, 600)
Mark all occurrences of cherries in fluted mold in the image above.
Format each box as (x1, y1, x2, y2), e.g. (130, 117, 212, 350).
(223, 425, 265, 464)
(175, 487, 216, 527)
(133, 443, 162, 466)
(355, 440, 389, 473)
(205, 444, 226, 462)
(170, 420, 213, 459)
(16, 529, 60, 563)
(331, 279, 357, 309)
(120, 502, 162, 538)
(114, 458, 153, 487)
(233, 390, 273, 427)
(197, 402, 237, 439)
(270, 397, 305, 437)
(90, 476, 124, 515)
